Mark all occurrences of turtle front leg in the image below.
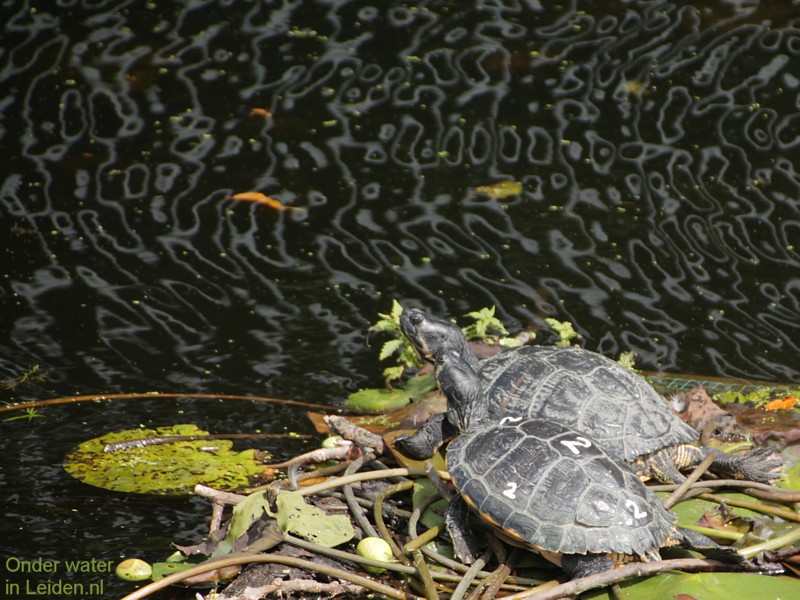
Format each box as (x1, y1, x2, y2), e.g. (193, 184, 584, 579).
(394, 413, 456, 460)
(444, 496, 484, 563)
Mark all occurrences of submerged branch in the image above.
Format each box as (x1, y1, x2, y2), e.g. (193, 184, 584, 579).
(0, 391, 340, 414)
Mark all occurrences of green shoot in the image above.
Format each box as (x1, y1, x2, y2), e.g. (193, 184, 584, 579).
(545, 318, 579, 347)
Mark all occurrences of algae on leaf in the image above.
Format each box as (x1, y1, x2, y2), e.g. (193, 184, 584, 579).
(63, 424, 267, 495)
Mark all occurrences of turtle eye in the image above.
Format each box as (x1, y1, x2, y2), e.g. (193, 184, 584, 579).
(409, 312, 424, 324)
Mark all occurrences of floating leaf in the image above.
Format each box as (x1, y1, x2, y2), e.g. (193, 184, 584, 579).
(249, 107, 272, 118)
(274, 490, 355, 547)
(586, 571, 800, 600)
(230, 191, 286, 210)
(63, 424, 267, 495)
(346, 387, 415, 411)
(346, 372, 436, 411)
(765, 395, 797, 411)
(474, 180, 523, 199)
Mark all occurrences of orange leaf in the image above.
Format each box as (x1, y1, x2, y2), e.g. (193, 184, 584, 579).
(230, 192, 286, 211)
(250, 107, 272, 118)
(764, 395, 797, 411)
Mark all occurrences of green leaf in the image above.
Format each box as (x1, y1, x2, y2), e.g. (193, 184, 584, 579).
(150, 561, 194, 581)
(274, 490, 355, 547)
(63, 424, 268, 495)
(346, 386, 413, 411)
(226, 490, 272, 543)
(379, 338, 405, 361)
(545, 318, 579, 346)
(586, 571, 800, 600)
(462, 306, 508, 340)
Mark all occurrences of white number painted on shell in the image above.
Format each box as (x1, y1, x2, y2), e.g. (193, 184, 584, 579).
(499, 416, 523, 426)
(624, 499, 648, 523)
(559, 436, 592, 455)
(503, 482, 518, 499)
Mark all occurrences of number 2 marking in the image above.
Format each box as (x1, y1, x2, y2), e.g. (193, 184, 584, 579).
(625, 499, 647, 519)
(503, 482, 518, 499)
(559, 437, 592, 455)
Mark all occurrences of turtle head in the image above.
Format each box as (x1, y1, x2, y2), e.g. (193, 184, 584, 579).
(435, 350, 486, 432)
(400, 308, 476, 368)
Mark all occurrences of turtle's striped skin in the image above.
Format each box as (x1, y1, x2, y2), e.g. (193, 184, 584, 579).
(447, 416, 676, 556)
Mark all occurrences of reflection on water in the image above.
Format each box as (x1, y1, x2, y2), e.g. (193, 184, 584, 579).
(2, 0, 800, 592)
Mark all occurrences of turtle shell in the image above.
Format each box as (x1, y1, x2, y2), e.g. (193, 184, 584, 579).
(476, 346, 698, 461)
(447, 418, 677, 555)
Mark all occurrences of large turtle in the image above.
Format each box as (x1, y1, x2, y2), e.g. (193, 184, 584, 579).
(397, 308, 781, 484)
(437, 349, 743, 577)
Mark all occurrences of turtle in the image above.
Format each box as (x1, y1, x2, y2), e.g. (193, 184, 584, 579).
(436, 349, 743, 577)
(396, 308, 782, 485)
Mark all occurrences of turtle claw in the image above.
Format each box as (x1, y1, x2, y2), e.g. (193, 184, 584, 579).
(713, 447, 784, 484)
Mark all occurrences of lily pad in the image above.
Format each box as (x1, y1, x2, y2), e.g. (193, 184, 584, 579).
(586, 571, 800, 600)
(346, 372, 436, 411)
(63, 424, 267, 495)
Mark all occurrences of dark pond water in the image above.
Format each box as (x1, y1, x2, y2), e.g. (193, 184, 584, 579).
(3, 0, 800, 596)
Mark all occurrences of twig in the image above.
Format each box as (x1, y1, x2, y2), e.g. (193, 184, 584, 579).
(450, 548, 491, 600)
(284, 533, 537, 589)
(296, 467, 429, 496)
(103, 432, 309, 452)
(325, 414, 386, 453)
(411, 548, 440, 600)
(478, 548, 521, 600)
(662, 453, 717, 509)
(697, 493, 800, 522)
(739, 525, 800, 559)
(374, 480, 415, 565)
(679, 523, 743, 541)
(260, 440, 353, 470)
(219, 578, 364, 599)
(119, 552, 421, 600)
(195, 484, 246, 505)
(650, 479, 800, 502)
(343, 455, 379, 538)
(0, 391, 340, 413)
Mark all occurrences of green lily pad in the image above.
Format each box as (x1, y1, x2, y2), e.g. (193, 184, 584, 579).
(346, 372, 436, 411)
(346, 387, 416, 411)
(63, 424, 267, 495)
(586, 571, 800, 600)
